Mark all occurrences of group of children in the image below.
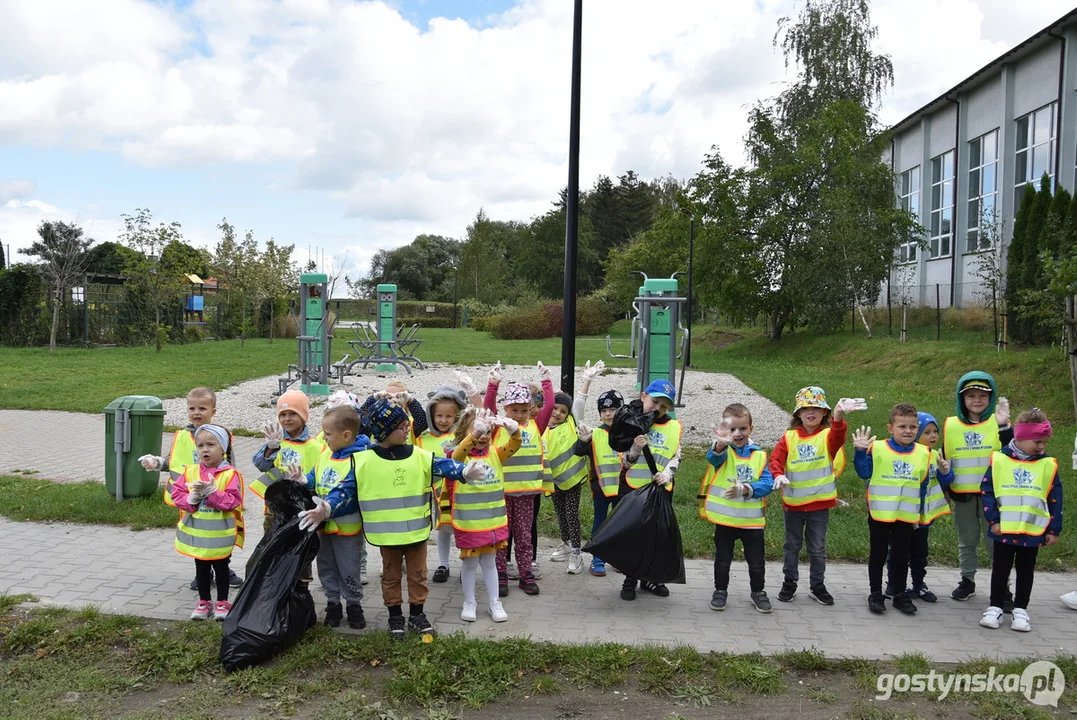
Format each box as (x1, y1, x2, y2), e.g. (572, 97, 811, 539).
(147, 365, 1070, 637)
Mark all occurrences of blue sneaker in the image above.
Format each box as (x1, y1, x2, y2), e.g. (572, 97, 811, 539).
(589, 557, 606, 577)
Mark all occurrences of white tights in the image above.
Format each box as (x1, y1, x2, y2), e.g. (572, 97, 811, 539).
(436, 526, 452, 567)
(461, 552, 500, 606)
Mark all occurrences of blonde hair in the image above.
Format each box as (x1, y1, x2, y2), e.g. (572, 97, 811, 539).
(454, 406, 480, 447)
(188, 387, 217, 405)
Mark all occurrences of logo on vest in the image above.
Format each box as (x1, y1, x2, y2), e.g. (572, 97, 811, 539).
(735, 464, 755, 484)
(796, 443, 820, 461)
(393, 468, 408, 487)
(320, 467, 340, 488)
(521, 430, 533, 447)
(280, 447, 300, 466)
(963, 430, 984, 448)
(892, 459, 913, 477)
(648, 429, 667, 447)
(1011, 468, 1036, 487)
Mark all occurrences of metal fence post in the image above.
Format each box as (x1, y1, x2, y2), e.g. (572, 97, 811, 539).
(936, 284, 941, 341)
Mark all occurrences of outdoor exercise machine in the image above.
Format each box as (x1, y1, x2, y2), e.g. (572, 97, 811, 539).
(606, 274, 689, 405)
(333, 283, 425, 379)
(277, 273, 332, 397)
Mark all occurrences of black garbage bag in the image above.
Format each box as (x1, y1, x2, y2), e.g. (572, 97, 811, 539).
(609, 403, 658, 474)
(220, 481, 319, 672)
(582, 482, 686, 585)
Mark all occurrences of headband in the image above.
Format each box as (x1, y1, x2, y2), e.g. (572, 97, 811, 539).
(194, 424, 230, 453)
(1014, 421, 1052, 441)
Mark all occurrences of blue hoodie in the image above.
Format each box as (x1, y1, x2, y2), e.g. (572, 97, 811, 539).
(705, 442, 775, 498)
(914, 412, 955, 527)
(304, 435, 372, 519)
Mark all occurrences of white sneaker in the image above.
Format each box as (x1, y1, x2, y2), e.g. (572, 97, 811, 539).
(1010, 608, 1032, 632)
(531, 559, 543, 579)
(506, 561, 519, 580)
(460, 600, 477, 622)
(567, 552, 585, 574)
(1061, 590, 1077, 610)
(488, 600, 508, 623)
(551, 543, 572, 561)
(979, 606, 1003, 629)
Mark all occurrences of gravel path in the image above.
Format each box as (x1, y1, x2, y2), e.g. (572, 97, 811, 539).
(163, 364, 791, 447)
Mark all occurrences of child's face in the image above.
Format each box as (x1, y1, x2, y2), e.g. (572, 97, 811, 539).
(278, 409, 304, 437)
(195, 432, 225, 466)
(383, 420, 411, 447)
(888, 414, 920, 446)
(725, 414, 752, 447)
(322, 421, 354, 452)
(504, 403, 530, 424)
(917, 422, 939, 448)
(963, 389, 991, 417)
(1014, 437, 1048, 456)
(641, 393, 672, 417)
(798, 407, 824, 431)
(529, 402, 542, 421)
(187, 394, 216, 428)
(599, 407, 617, 425)
(549, 403, 569, 427)
(432, 401, 458, 434)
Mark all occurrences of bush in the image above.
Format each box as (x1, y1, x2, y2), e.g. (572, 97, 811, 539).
(489, 297, 615, 340)
(399, 315, 454, 329)
(490, 304, 549, 339)
(0, 264, 50, 346)
(576, 296, 615, 336)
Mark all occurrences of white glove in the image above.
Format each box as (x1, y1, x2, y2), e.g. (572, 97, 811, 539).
(298, 497, 332, 532)
(654, 471, 671, 486)
(462, 460, 487, 481)
(581, 360, 605, 382)
(853, 425, 876, 451)
(937, 456, 950, 475)
(455, 370, 479, 397)
(373, 391, 389, 401)
(187, 480, 211, 503)
(773, 474, 790, 489)
(473, 411, 493, 437)
(326, 390, 354, 409)
(836, 397, 868, 413)
(500, 417, 520, 435)
(262, 420, 283, 449)
(535, 361, 551, 382)
(577, 423, 593, 442)
(285, 462, 305, 482)
(391, 391, 413, 407)
(724, 483, 751, 499)
(712, 419, 733, 452)
(995, 397, 1010, 426)
(488, 361, 502, 384)
(139, 454, 164, 471)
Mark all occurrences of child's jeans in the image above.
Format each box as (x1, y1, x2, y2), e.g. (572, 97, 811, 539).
(380, 541, 429, 608)
(952, 495, 992, 581)
(782, 508, 829, 587)
(713, 525, 765, 593)
(317, 533, 364, 605)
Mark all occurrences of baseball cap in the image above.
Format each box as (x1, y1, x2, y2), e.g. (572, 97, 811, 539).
(644, 379, 675, 401)
(960, 380, 993, 394)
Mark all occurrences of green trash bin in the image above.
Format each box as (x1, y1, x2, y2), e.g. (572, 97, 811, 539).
(104, 395, 166, 499)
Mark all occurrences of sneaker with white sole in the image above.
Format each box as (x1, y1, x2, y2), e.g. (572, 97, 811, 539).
(979, 605, 1003, 629)
(460, 600, 477, 622)
(1010, 608, 1031, 632)
(531, 559, 543, 580)
(488, 600, 508, 623)
(214, 601, 232, 621)
(1061, 590, 1077, 610)
(190, 600, 213, 621)
(506, 561, 519, 580)
(551, 543, 573, 561)
(567, 552, 585, 574)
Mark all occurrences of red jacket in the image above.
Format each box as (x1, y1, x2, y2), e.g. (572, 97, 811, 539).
(768, 419, 847, 512)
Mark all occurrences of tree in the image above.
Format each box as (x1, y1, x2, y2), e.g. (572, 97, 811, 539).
(1006, 184, 1037, 325)
(0, 239, 5, 270)
(324, 250, 352, 299)
(120, 209, 187, 351)
(261, 238, 297, 341)
(160, 239, 211, 279)
(212, 219, 265, 345)
(22, 221, 94, 352)
(83, 241, 139, 275)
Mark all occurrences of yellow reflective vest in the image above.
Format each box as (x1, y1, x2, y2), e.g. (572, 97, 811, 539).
(590, 427, 621, 498)
(943, 415, 1001, 494)
(624, 419, 682, 493)
(990, 453, 1056, 536)
(866, 441, 930, 524)
(173, 465, 245, 560)
(451, 448, 508, 533)
(354, 448, 434, 546)
(496, 420, 546, 494)
(313, 447, 363, 536)
(780, 429, 841, 507)
(543, 416, 588, 492)
(250, 435, 325, 499)
(163, 429, 198, 508)
(698, 448, 768, 529)
(919, 448, 951, 526)
(415, 430, 456, 528)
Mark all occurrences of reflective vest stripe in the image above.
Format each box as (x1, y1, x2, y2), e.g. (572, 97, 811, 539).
(697, 449, 767, 528)
(360, 495, 430, 512)
(181, 515, 235, 531)
(548, 447, 577, 467)
(555, 457, 588, 488)
(454, 506, 507, 521)
(362, 516, 432, 535)
(455, 489, 504, 505)
(785, 465, 834, 482)
(544, 417, 588, 491)
(314, 449, 363, 536)
(503, 454, 540, 467)
(176, 529, 236, 550)
(353, 448, 433, 546)
(782, 481, 837, 498)
(498, 421, 546, 493)
(452, 448, 508, 532)
(704, 499, 764, 519)
(950, 456, 989, 468)
(626, 453, 672, 481)
(866, 441, 929, 523)
(249, 466, 283, 499)
(174, 466, 244, 560)
(416, 430, 455, 528)
(591, 427, 622, 498)
(943, 416, 1000, 494)
(919, 449, 951, 525)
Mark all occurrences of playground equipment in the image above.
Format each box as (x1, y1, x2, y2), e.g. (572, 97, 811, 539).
(277, 273, 332, 397)
(333, 284, 425, 379)
(606, 274, 689, 404)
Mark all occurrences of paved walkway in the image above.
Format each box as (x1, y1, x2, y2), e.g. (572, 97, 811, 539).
(1, 409, 1075, 662)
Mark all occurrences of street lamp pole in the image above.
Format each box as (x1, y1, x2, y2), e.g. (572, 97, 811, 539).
(686, 216, 694, 368)
(453, 265, 459, 329)
(560, 0, 583, 393)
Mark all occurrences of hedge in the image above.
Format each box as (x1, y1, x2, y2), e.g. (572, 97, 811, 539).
(489, 297, 614, 340)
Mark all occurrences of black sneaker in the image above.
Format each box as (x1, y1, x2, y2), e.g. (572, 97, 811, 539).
(892, 592, 918, 615)
(620, 578, 637, 601)
(498, 573, 509, 598)
(710, 590, 727, 611)
(951, 578, 975, 601)
(324, 601, 343, 628)
(912, 585, 937, 603)
(408, 613, 435, 638)
(868, 592, 886, 614)
(640, 580, 670, 597)
(751, 591, 772, 614)
(777, 581, 797, 602)
(388, 614, 406, 641)
(432, 566, 450, 583)
(809, 584, 834, 606)
(518, 573, 540, 596)
(346, 603, 366, 630)
(189, 576, 199, 591)
(228, 569, 242, 588)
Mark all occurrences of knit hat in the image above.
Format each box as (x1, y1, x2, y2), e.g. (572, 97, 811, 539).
(368, 399, 409, 443)
(194, 424, 231, 453)
(426, 385, 467, 422)
(915, 411, 939, 442)
(794, 386, 830, 411)
(503, 382, 532, 406)
(597, 389, 624, 411)
(554, 392, 573, 409)
(277, 390, 310, 423)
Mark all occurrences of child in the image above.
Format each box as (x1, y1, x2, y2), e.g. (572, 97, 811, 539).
(885, 412, 954, 601)
(698, 404, 775, 613)
(289, 406, 371, 630)
(853, 404, 930, 615)
(485, 362, 555, 596)
(170, 424, 244, 621)
(543, 361, 604, 574)
(140, 387, 240, 590)
(415, 385, 468, 583)
(252, 390, 325, 527)
(575, 389, 625, 576)
(941, 372, 1011, 601)
(979, 408, 1062, 632)
(770, 387, 863, 606)
(618, 379, 682, 601)
(359, 381, 428, 442)
(451, 406, 523, 623)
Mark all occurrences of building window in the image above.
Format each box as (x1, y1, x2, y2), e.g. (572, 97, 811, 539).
(897, 166, 920, 264)
(1015, 102, 1056, 209)
(967, 129, 998, 253)
(929, 151, 953, 259)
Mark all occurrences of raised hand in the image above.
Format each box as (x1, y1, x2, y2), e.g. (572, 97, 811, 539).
(285, 462, 305, 481)
(500, 417, 520, 435)
(488, 361, 503, 384)
(937, 456, 950, 475)
(712, 419, 733, 451)
(577, 423, 593, 442)
(391, 391, 413, 407)
(995, 397, 1010, 426)
(455, 370, 479, 396)
(581, 360, 605, 382)
(853, 425, 876, 451)
(535, 361, 551, 382)
(262, 419, 283, 449)
(326, 390, 354, 409)
(473, 410, 493, 437)
(833, 398, 868, 421)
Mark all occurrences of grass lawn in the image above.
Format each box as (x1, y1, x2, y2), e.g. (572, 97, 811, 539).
(0, 476, 177, 530)
(1, 601, 1072, 719)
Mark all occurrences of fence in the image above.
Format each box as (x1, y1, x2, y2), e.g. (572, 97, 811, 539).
(868, 282, 1002, 346)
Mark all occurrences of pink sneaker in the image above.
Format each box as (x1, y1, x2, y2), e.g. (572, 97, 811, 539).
(214, 601, 232, 621)
(190, 600, 212, 621)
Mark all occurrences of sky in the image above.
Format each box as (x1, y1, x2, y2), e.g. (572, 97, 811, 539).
(1, 0, 1075, 279)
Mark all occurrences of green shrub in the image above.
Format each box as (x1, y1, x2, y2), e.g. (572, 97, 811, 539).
(576, 296, 615, 335)
(489, 297, 615, 340)
(0, 264, 49, 346)
(491, 304, 549, 339)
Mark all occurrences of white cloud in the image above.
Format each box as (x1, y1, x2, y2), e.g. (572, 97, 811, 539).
(1, 0, 1074, 273)
(0, 180, 36, 203)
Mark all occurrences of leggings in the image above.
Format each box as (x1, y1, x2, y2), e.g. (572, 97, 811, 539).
(991, 542, 1038, 610)
(436, 525, 453, 567)
(195, 557, 231, 602)
(552, 484, 583, 549)
(497, 495, 535, 577)
(505, 494, 540, 562)
(461, 553, 500, 606)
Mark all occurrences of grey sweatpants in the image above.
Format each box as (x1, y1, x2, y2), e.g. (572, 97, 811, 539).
(952, 496, 992, 580)
(317, 532, 365, 604)
(782, 508, 829, 587)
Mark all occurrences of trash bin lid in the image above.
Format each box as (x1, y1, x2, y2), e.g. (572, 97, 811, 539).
(103, 395, 166, 415)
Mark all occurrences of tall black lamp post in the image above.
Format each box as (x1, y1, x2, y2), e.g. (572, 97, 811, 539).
(560, 0, 583, 393)
(681, 209, 695, 368)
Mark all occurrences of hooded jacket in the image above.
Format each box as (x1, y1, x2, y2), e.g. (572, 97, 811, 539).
(954, 371, 998, 423)
(303, 436, 372, 519)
